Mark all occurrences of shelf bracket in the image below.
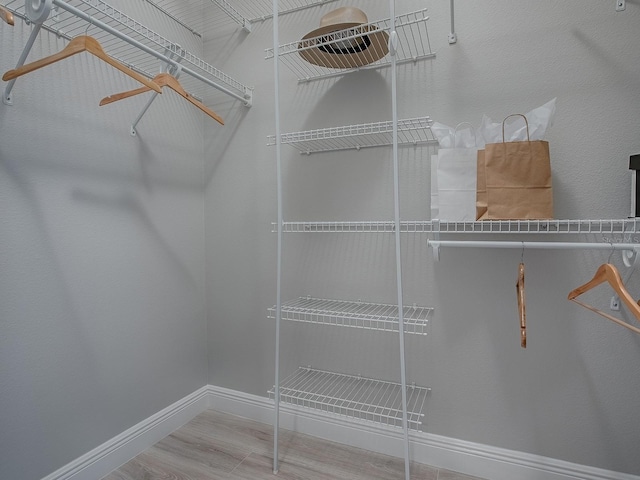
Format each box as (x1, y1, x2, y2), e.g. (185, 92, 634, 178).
(448, 0, 457, 44)
(130, 49, 183, 136)
(610, 245, 640, 310)
(212, 0, 251, 33)
(3, 0, 52, 105)
(431, 220, 441, 262)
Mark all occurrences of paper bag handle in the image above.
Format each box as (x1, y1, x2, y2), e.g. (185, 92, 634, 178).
(501, 114, 530, 143)
(453, 122, 478, 148)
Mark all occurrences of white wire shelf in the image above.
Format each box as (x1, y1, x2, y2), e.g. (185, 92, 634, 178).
(140, 1, 340, 34)
(267, 116, 436, 154)
(268, 296, 432, 335)
(268, 367, 430, 431)
(265, 9, 434, 82)
(138, 0, 205, 38)
(271, 219, 640, 234)
(3, 0, 253, 105)
(218, 0, 338, 25)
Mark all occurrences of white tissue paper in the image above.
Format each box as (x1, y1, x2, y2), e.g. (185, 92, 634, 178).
(431, 154, 440, 219)
(431, 122, 486, 149)
(479, 98, 556, 143)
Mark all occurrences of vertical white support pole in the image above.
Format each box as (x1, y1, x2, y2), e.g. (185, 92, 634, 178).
(272, 0, 282, 475)
(389, 1, 411, 479)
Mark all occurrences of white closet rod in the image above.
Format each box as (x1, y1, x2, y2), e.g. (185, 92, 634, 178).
(429, 240, 640, 250)
(5, 0, 251, 106)
(428, 240, 640, 261)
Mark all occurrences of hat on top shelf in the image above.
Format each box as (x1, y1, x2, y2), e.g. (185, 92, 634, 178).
(298, 7, 390, 69)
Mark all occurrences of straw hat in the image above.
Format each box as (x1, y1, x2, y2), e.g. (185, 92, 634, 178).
(298, 7, 389, 69)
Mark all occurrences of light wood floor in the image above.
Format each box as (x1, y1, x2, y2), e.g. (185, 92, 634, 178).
(103, 410, 487, 480)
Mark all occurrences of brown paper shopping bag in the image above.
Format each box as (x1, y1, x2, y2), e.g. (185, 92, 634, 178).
(482, 114, 553, 220)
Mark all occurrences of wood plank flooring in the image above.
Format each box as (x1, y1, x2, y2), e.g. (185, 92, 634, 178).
(103, 410, 487, 480)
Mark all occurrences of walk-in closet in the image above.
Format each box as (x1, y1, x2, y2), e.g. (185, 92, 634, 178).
(1, 1, 639, 480)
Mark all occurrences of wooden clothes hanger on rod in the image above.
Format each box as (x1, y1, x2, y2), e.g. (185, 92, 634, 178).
(568, 263, 640, 335)
(100, 72, 224, 125)
(2, 35, 161, 93)
(516, 262, 526, 348)
(0, 5, 14, 26)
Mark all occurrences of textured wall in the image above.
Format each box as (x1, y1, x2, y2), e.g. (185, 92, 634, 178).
(0, 2, 208, 479)
(204, 0, 640, 476)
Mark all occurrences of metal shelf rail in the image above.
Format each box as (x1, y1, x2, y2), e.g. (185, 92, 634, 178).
(142, 0, 340, 33)
(271, 219, 640, 234)
(429, 218, 640, 234)
(265, 8, 434, 82)
(2, 0, 253, 108)
(267, 116, 436, 155)
(215, 0, 338, 26)
(268, 366, 430, 431)
(268, 296, 432, 335)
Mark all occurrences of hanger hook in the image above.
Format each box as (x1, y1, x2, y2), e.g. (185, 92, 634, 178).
(520, 241, 525, 263)
(607, 242, 615, 264)
(85, 17, 93, 36)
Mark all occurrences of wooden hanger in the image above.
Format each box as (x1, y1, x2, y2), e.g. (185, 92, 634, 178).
(1, 5, 14, 26)
(516, 263, 526, 348)
(2, 35, 161, 93)
(568, 263, 640, 334)
(99, 72, 224, 125)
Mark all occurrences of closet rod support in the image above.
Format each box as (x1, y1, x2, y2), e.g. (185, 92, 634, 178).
(26, 0, 54, 23)
(448, 0, 457, 44)
(130, 53, 182, 136)
(3, 20, 44, 105)
(212, 0, 251, 33)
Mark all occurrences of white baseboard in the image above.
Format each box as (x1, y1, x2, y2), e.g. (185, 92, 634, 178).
(207, 385, 640, 480)
(42, 384, 640, 480)
(41, 386, 211, 480)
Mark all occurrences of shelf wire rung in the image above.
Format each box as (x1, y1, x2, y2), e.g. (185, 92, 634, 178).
(269, 297, 432, 335)
(270, 367, 429, 430)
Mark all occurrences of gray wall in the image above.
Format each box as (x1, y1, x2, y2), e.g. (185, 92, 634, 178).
(204, 0, 640, 476)
(0, 2, 209, 479)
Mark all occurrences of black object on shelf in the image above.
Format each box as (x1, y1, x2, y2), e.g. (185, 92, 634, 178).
(629, 153, 640, 217)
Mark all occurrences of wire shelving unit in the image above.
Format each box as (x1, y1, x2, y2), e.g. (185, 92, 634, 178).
(269, 3, 435, 479)
(268, 367, 430, 431)
(266, 8, 434, 82)
(268, 297, 432, 335)
(267, 116, 436, 155)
